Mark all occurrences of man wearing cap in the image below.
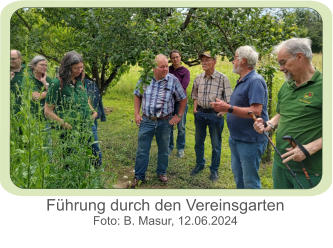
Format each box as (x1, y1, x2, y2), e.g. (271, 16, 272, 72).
(132, 54, 187, 187)
(211, 46, 268, 189)
(190, 52, 232, 181)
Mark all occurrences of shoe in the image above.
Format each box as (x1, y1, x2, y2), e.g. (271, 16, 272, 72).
(177, 150, 184, 158)
(158, 174, 168, 183)
(190, 165, 204, 176)
(209, 171, 219, 182)
(130, 177, 146, 188)
(168, 148, 173, 156)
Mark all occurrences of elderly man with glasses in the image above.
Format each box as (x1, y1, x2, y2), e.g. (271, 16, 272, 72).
(253, 38, 322, 189)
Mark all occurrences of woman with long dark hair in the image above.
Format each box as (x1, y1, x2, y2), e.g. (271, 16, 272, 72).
(44, 51, 98, 169)
(45, 51, 97, 129)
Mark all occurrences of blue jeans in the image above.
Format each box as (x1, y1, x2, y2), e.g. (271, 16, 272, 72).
(194, 111, 224, 173)
(229, 137, 268, 189)
(134, 116, 172, 180)
(169, 103, 188, 151)
(91, 120, 102, 166)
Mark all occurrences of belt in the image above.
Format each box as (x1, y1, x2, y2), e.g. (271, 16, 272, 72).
(197, 106, 216, 113)
(143, 114, 171, 121)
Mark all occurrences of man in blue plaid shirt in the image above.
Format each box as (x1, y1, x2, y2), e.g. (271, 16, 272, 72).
(132, 54, 187, 187)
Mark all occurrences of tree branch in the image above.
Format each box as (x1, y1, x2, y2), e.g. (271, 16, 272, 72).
(183, 59, 200, 67)
(181, 8, 197, 31)
(101, 65, 121, 94)
(209, 21, 235, 55)
(16, 11, 32, 31)
(36, 50, 60, 63)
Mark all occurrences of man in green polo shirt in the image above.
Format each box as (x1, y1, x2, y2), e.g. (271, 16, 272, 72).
(254, 38, 322, 189)
(10, 49, 25, 113)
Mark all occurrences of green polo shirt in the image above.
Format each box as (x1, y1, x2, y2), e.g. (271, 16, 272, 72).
(275, 70, 322, 174)
(45, 78, 92, 127)
(10, 65, 25, 113)
(28, 70, 53, 115)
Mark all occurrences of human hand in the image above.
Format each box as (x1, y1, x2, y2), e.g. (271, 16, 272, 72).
(281, 146, 306, 163)
(60, 121, 72, 130)
(217, 112, 227, 117)
(210, 98, 229, 112)
(253, 118, 266, 134)
(32, 92, 40, 101)
(10, 71, 15, 80)
(169, 115, 181, 125)
(41, 73, 47, 83)
(91, 111, 98, 119)
(135, 113, 142, 126)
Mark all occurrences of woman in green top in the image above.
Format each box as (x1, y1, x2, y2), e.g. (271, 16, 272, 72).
(44, 51, 98, 167)
(44, 51, 97, 129)
(28, 55, 53, 116)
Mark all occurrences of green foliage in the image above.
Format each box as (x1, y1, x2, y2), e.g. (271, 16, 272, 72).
(289, 8, 323, 53)
(10, 69, 111, 189)
(11, 7, 307, 96)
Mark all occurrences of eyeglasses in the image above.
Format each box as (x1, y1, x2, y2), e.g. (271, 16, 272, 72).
(278, 56, 295, 66)
(157, 65, 169, 69)
(171, 55, 180, 60)
(233, 55, 239, 61)
(10, 57, 18, 61)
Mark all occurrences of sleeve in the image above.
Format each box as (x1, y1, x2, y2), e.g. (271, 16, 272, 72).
(173, 79, 187, 102)
(133, 80, 143, 97)
(182, 68, 190, 90)
(248, 79, 266, 105)
(45, 79, 60, 106)
(223, 76, 232, 103)
(191, 76, 199, 100)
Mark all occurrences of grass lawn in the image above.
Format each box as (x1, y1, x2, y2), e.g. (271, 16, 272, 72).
(99, 54, 322, 189)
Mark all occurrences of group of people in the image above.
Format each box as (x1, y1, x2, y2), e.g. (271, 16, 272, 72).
(10, 50, 105, 167)
(131, 37, 322, 189)
(10, 37, 322, 189)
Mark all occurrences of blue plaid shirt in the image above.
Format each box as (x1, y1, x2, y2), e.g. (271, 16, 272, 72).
(134, 73, 186, 118)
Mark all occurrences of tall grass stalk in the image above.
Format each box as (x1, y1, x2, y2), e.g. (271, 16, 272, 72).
(10, 69, 107, 189)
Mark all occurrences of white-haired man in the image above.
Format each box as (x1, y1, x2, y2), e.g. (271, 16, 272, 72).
(211, 46, 268, 188)
(132, 54, 187, 187)
(253, 38, 322, 189)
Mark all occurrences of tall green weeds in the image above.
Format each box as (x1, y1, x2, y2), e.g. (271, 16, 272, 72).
(10, 70, 107, 189)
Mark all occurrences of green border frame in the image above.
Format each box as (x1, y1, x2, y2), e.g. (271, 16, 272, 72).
(1, 0, 331, 196)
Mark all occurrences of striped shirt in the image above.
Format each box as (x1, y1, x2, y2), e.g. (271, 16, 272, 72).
(191, 70, 232, 109)
(134, 73, 186, 118)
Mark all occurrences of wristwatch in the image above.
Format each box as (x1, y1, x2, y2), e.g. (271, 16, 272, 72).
(266, 121, 275, 130)
(228, 105, 234, 113)
(176, 114, 183, 118)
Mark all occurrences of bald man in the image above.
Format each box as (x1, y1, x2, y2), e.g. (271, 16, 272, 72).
(132, 54, 187, 187)
(10, 49, 25, 113)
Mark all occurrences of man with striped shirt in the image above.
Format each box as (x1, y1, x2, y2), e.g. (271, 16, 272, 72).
(132, 54, 187, 187)
(191, 52, 232, 181)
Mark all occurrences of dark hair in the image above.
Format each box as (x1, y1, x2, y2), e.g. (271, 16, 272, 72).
(169, 49, 181, 58)
(59, 51, 83, 89)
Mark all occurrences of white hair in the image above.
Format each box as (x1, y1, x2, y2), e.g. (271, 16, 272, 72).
(273, 38, 313, 61)
(28, 55, 47, 69)
(236, 46, 259, 69)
